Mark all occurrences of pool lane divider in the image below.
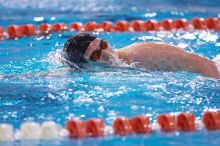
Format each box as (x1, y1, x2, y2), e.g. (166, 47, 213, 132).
(0, 111, 219, 141)
(0, 17, 219, 40)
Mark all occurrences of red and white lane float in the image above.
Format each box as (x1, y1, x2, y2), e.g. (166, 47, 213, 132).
(6, 25, 24, 39)
(157, 112, 196, 132)
(0, 111, 219, 141)
(19, 24, 36, 36)
(99, 21, 115, 32)
(39, 23, 52, 35)
(0, 17, 219, 40)
(171, 19, 189, 30)
(115, 20, 131, 32)
(66, 118, 105, 138)
(84, 21, 98, 32)
(157, 113, 176, 132)
(11, 121, 68, 141)
(202, 111, 220, 130)
(129, 115, 152, 134)
(192, 17, 220, 30)
(66, 120, 87, 138)
(39, 23, 67, 34)
(160, 19, 173, 31)
(51, 23, 67, 33)
(132, 20, 145, 32)
(144, 19, 160, 31)
(0, 26, 4, 39)
(70, 22, 83, 31)
(112, 115, 151, 135)
(19, 122, 41, 140)
(41, 121, 66, 140)
(192, 18, 206, 30)
(112, 117, 133, 135)
(204, 17, 220, 30)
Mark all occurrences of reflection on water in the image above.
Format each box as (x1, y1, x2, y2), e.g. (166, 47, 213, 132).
(0, 30, 220, 128)
(0, 2, 220, 145)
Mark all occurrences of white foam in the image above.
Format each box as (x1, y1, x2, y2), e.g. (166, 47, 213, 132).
(98, 50, 138, 69)
(46, 49, 63, 65)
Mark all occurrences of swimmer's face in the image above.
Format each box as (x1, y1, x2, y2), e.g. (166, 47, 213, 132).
(84, 38, 114, 64)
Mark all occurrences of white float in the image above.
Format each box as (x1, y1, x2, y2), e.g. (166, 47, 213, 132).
(41, 121, 61, 140)
(20, 122, 41, 140)
(0, 124, 14, 141)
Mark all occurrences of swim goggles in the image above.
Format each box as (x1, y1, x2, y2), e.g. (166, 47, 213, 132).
(89, 39, 108, 61)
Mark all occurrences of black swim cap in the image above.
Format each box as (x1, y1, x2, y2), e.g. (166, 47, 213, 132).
(63, 33, 97, 66)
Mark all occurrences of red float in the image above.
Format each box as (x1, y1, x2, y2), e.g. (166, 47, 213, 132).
(157, 114, 176, 132)
(7, 25, 23, 39)
(202, 111, 220, 130)
(160, 19, 172, 30)
(177, 113, 196, 132)
(19, 24, 36, 36)
(192, 18, 205, 29)
(99, 21, 115, 32)
(86, 118, 105, 137)
(204, 17, 219, 30)
(171, 19, 189, 29)
(132, 20, 145, 32)
(66, 120, 87, 138)
(70, 22, 83, 31)
(39, 23, 52, 34)
(112, 117, 133, 135)
(84, 21, 98, 32)
(115, 20, 130, 32)
(144, 19, 160, 31)
(51, 23, 67, 32)
(129, 115, 151, 133)
(0, 26, 4, 39)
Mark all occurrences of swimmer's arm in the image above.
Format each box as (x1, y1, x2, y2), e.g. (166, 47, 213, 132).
(154, 43, 220, 78)
(180, 51, 219, 78)
(119, 42, 219, 78)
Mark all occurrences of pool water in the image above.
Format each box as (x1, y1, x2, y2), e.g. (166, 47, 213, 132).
(0, 0, 220, 146)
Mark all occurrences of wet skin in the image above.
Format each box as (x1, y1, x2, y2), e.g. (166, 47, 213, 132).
(85, 39, 219, 79)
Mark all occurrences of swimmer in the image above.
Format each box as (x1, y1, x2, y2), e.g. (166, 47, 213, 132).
(63, 33, 220, 79)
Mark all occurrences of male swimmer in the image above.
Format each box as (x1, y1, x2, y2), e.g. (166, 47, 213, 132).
(63, 33, 220, 79)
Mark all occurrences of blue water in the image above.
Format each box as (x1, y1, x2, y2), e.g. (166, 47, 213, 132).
(0, 0, 220, 146)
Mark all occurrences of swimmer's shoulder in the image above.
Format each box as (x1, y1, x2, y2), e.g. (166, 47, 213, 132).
(119, 42, 149, 50)
(136, 41, 186, 53)
(121, 41, 178, 49)
(118, 41, 185, 55)
(119, 41, 168, 51)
